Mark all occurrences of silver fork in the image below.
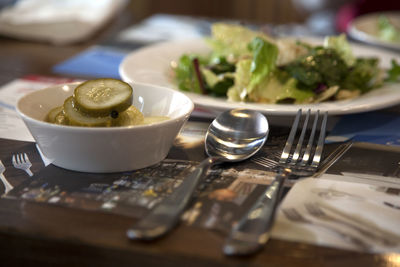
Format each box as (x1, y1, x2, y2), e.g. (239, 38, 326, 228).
(223, 109, 328, 256)
(251, 156, 278, 169)
(0, 160, 14, 194)
(12, 153, 33, 176)
(305, 203, 399, 247)
(282, 207, 372, 251)
(253, 141, 353, 177)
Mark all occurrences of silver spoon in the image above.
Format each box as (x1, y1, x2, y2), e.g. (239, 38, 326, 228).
(127, 108, 269, 240)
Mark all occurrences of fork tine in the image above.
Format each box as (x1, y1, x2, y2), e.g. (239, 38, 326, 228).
(251, 157, 277, 168)
(23, 153, 30, 164)
(11, 153, 34, 177)
(291, 109, 310, 164)
(253, 157, 272, 163)
(260, 158, 277, 166)
(311, 111, 328, 168)
(279, 109, 302, 164)
(300, 110, 319, 166)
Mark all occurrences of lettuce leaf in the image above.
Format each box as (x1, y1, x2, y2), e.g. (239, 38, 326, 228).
(248, 74, 314, 104)
(248, 37, 279, 91)
(227, 59, 252, 101)
(174, 54, 206, 94)
(324, 34, 355, 66)
(202, 68, 234, 97)
(227, 59, 314, 103)
(386, 59, 400, 82)
(284, 48, 348, 90)
(208, 23, 273, 59)
(378, 15, 400, 42)
(341, 58, 381, 92)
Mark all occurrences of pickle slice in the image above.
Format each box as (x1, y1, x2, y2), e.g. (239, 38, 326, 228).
(54, 111, 69, 125)
(63, 96, 112, 127)
(73, 78, 133, 116)
(112, 106, 144, 127)
(46, 106, 63, 123)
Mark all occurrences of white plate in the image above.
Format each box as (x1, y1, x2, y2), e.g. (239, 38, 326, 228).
(348, 12, 400, 51)
(119, 38, 400, 116)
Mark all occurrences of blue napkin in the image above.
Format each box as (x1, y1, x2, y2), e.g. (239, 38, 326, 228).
(53, 46, 126, 79)
(326, 111, 400, 146)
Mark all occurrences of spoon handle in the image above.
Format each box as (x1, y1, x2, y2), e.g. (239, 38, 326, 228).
(223, 170, 290, 255)
(126, 156, 219, 240)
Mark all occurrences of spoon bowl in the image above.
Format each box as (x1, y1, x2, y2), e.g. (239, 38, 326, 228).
(206, 109, 269, 161)
(127, 108, 269, 240)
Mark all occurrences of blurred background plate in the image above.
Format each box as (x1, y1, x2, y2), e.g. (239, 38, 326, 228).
(348, 12, 400, 51)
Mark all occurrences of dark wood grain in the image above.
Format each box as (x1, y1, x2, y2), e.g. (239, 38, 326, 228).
(0, 198, 389, 267)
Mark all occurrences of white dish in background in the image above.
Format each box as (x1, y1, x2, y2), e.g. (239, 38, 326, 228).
(119, 38, 400, 116)
(16, 82, 193, 173)
(0, 0, 127, 45)
(348, 12, 400, 51)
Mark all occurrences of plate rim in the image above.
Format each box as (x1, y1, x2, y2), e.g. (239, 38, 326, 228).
(119, 37, 400, 116)
(348, 11, 400, 51)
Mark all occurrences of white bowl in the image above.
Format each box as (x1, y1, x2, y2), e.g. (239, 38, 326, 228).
(16, 82, 194, 173)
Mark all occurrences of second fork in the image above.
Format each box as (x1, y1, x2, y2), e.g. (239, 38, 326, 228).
(12, 153, 33, 177)
(223, 109, 328, 256)
(0, 160, 13, 194)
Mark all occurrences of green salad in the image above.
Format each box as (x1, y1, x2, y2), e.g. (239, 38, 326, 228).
(378, 15, 400, 43)
(173, 23, 400, 104)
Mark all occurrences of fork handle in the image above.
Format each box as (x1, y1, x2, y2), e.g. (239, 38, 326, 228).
(25, 169, 33, 177)
(0, 174, 13, 194)
(127, 156, 221, 241)
(223, 169, 291, 256)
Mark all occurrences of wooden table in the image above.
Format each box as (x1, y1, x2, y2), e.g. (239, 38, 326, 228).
(0, 9, 399, 267)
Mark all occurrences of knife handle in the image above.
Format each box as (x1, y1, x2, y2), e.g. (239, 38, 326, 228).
(223, 170, 290, 255)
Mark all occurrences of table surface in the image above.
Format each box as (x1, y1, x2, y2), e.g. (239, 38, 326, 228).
(0, 9, 399, 267)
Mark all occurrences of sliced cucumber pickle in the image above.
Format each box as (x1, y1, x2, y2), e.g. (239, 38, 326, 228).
(46, 106, 63, 123)
(54, 111, 69, 125)
(63, 96, 112, 127)
(74, 78, 133, 116)
(112, 106, 144, 127)
(43, 78, 156, 128)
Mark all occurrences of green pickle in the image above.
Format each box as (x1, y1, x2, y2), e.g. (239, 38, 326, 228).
(112, 106, 144, 127)
(46, 106, 63, 123)
(73, 78, 133, 116)
(54, 111, 69, 125)
(45, 78, 162, 127)
(63, 96, 112, 127)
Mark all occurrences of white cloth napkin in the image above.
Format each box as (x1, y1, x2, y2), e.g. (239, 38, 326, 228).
(0, 0, 127, 44)
(1, 0, 114, 25)
(271, 177, 400, 253)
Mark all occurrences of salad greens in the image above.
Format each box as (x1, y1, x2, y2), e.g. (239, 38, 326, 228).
(173, 23, 398, 104)
(386, 59, 400, 82)
(378, 15, 400, 43)
(247, 37, 279, 91)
